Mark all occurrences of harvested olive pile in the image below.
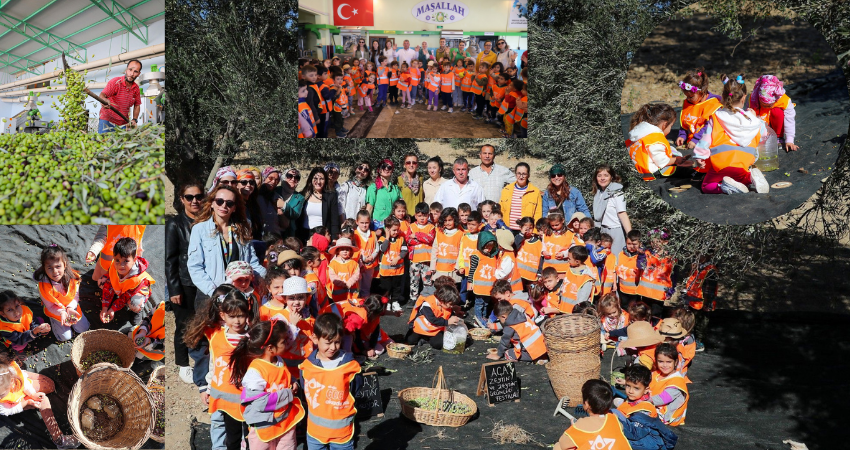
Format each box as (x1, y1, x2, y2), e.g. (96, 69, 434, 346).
(0, 124, 165, 224)
(148, 370, 165, 440)
(407, 397, 473, 415)
(80, 394, 124, 441)
(54, 69, 87, 133)
(80, 350, 123, 371)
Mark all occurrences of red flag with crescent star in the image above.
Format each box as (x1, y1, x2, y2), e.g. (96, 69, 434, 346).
(332, 0, 374, 26)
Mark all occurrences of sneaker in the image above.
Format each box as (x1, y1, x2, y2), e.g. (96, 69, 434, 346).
(391, 302, 402, 312)
(695, 340, 705, 352)
(473, 315, 487, 328)
(340, 127, 349, 133)
(472, 115, 481, 120)
(721, 176, 749, 194)
(359, 106, 364, 111)
(395, 110, 400, 114)
(426, 105, 432, 111)
(407, 104, 413, 109)
(336, 132, 347, 138)
(440, 105, 447, 110)
(178, 366, 194, 384)
(448, 108, 453, 113)
(750, 168, 770, 193)
(368, 107, 373, 112)
(54, 435, 80, 449)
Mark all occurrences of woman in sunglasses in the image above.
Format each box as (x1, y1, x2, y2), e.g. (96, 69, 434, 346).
(297, 168, 341, 242)
(354, 38, 370, 62)
(277, 167, 305, 239)
(165, 181, 204, 385)
(207, 166, 237, 193)
(187, 185, 267, 305)
(398, 153, 423, 216)
(495, 39, 518, 71)
(541, 164, 591, 219)
(236, 169, 263, 241)
(365, 159, 402, 225)
(339, 161, 372, 220)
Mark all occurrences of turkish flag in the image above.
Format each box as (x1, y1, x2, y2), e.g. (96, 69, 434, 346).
(332, 0, 373, 26)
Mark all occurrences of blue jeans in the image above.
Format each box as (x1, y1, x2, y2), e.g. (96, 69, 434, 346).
(410, 85, 418, 102)
(188, 341, 209, 387)
(377, 84, 389, 104)
(474, 295, 490, 325)
(453, 86, 463, 107)
(210, 410, 227, 450)
(459, 277, 469, 304)
(306, 434, 355, 450)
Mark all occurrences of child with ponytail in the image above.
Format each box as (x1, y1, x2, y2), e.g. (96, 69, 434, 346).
(626, 103, 693, 181)
(692, 74, 770, 195)
(676, 68, 723, 149)
(229, 320, 305, 450)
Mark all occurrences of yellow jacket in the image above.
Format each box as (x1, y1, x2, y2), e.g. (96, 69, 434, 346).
(499, 182, 543, 224)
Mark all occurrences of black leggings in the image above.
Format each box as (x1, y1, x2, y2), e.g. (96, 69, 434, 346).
(172, 284, 197, 367)
(475, 94, 487, 116)
(405, 330, 445, 349)
(223, 413, 248, 450)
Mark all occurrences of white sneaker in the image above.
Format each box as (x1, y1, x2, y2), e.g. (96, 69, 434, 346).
(749, 168, 770, 193)
(448, 108, 453, 113)
(721, 176, 749, 194)
(440, 105, 447, 110)
(391, 301, 402, 312)
(179, 365, 194, 384)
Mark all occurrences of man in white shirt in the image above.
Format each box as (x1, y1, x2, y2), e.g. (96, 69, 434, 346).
(434, 157, 485, 209)
(396, 40, 418, 67)
(469, 144, 516, 202)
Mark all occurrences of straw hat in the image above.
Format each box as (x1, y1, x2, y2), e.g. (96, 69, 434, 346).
(282, 277, 309, 296)
(276, 249, 305, 266)
(658, 318, 687, 339)
(619, 321, 663, 349)
(495, 229, 515, 251)
(328, 238, 356, 255)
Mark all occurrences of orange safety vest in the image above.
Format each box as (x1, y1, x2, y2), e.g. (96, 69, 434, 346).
(706, 114, 760, 172)
(677, 340, 695, 378)
(353, 230, 379, 270)
(434, 229, 462, 272)
(409, 70, 421, 86)
(615, 252, 640, 295)
(542, 231, 575, 273)
(299, 357, 360, 444)
(636, 251, 673, 301)
(453, 67, 466, 85)
(298, 102, 317, 138)
(408, 294, 433, 324)
(749, 94, 792, 122)
(343, 75, 355, 96)
(412, 296, 452, 336)
(327, 258, 359, 302)
(357, 82, 374, 98)
(0, 361, 26, 404)
(500, 252, 524, 293)
(132, 301, 165, 360)
(309, 85, 329, 115)
(520, 95, 528, 128)
(617, 400, 658, 418)
(427, 73, 440, 92)
(208, 328, 244, 420)
(408, 222, 435, 264)
(457, 233, 479, 269)
(562, 414, 632, 450)
(398, 220, 410, 237)
(649, 371, 689, 426)
(507, 297, 537, 319)
(460, 70, 473, 92)
(389, 69, 399, 86)
(259, 301, 287, 322)
(508, 318, 547, 359)
(304, 271, 328, 310)
(376, 66, 389, 85)
(107, 260, 155, 296)
(351, 68, 362, 86)
(0, 305, 33, 347)
(38, 276, 83, 322)
(470, 74, 487, 96)
(680, 96, 722, 142)
(498, 91, 520, 116)
(378, 237, 405, 277)
(601, 254, 617, 296)
(101, 225, 146, 257)
(556, 267, 593, 313)
(513, 95, 528, 128)
(398, 74, 411, 92)
(241, 358, 305, 441)
(515, 238, 542, 281)
(489, 84, 507, 107)
(321, 300, 367, 331)
(364, 69, 375, 81)
(684, 264, 717, 310)
(626, 131, 676, 181)
(440, 72, 454, 93)
(586, 262, 602, 297)
(333, 89, 348, 113)
(471, 250, 499, 296)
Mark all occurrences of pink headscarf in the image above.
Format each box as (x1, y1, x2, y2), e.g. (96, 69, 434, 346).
(209, 166, 237, 193)
(751, 75, 785, 106)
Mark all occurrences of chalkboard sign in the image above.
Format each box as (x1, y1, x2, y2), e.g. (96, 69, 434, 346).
(355, 372, 384, 418)
(476, 361, 521, 406)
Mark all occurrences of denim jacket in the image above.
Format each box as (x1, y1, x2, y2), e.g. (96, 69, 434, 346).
(541, 186, 591, 219)
(187, 218, 267, 296)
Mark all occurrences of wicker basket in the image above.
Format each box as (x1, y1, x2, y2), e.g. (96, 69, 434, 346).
(68, 363, 155, 450)
(468, 328, 491, 341)
(71, 329, 136, 376)
(546, 360, 602, 406)
(398, 366, 477, 427)
(387, 343, 413, 359)
(542, 314, 601, 354)
(146, 366, 166, 443)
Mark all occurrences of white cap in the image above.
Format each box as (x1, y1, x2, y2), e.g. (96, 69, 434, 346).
(282, 276, 310, 296)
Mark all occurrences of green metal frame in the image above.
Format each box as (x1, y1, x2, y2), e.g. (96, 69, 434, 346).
(0, 0, 159, 75)
(87, 0, 148, 44)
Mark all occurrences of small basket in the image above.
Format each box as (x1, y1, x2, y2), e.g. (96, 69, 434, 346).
(71, 329, 136, 376)
(146, 366, 166, 443)
(387, 343, 413, 359)
(68, 363, 154, 450)
(398, 366, 477, 427)
(542, 314, 601, 354)
(469, 328, 491, 341)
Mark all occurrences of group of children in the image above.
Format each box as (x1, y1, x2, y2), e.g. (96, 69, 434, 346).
(0, 231, 161, 449)
(297, 55, 529, 139)
(627, 69, 797, 195)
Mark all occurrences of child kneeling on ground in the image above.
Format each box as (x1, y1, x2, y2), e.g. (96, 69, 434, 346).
(489, 300, 547, 363)
(405, 284, 462, 350)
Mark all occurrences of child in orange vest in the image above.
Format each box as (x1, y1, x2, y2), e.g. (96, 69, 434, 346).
(301, 246, 328, 312)
(352, 295, 394, 358)
(341, 64, 355, 118)
(329, 70, 348, 138)
(456, 211, 481, 306)
(650, 343, 689, 426)
(514, 217, 543, 291)
(425, 62, 440, 111)
(352, 210, 379, 298)
(466, 230, 500, 327)
(327, 239, 360, 303)
(487, 74, 509, 126)
(229, 320, 305, 450)
(428, 206, 462, 284)
(100, 237, 155, 329)
(439, 62, 455, 113)
(693, 74, 769, 194)
(405, 284, 462, 350)
(300, 65, 327, 139)
(0, 292, 50, 352)
(616, 230, 645, 309)
(681, 253, 716, 352)
(298, 80, 316, 138)
(618, 321, 663, 370)
(626, 103, 692, 181)
(278, 276, 317, 375)
(665, 311, 697, 376)
(259, 267, 289, 322)
(461, 59, 476, 112)
(375, 56, 390, 108)
(541, 211, 577, 276)
(0, 353, 79, 448)
(515, 82, 528, 138)
(378, 216, 408, 312)
(32, 244, 89, 342)
(750, 75, 797, 151)
(614, 364, 658, 418)
(675, 68, 722, 149)
(299, 313, 363, 449)
(553, 379, 640, 450)
(489, 299, 547, 363)
(388, 61, 400, 106)
(452, 58, 466, 112)
(398, 62, 413, 108)
(408, 202, 436, 303)
(358, 73, 376, 112)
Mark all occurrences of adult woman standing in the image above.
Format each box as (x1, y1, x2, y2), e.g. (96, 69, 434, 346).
(591, 165, 632, 254)
(236, 170, 263, 240)
(354, 38, 370, 61)
(499, 162, 543, 230)
(165, 182, 204, 384)
(279, 168, 305, 238)
(541, 164, 591, 219)
(397, 153, 424, 216)
(371, 40, 382, 68)
(423, 156, 446, 205)
(495, 39, 518, 69)
(208, 166, 237, 192)
(365, 159, 402, 223)
(339, 161, 372, 220)
(187, 185, 266, 306)
(383, 40, 397, 63)
(297, 168, 341, 242)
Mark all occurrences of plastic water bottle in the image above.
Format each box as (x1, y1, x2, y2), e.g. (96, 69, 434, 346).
(755, 125, 779, 172)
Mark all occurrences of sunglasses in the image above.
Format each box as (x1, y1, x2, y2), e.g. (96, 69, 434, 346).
(550, 173, 565, 178)
(356, 165, 371, 172)
(380, 164, 393, 171)
(214, 198, 236, 208)
(219, 179, 235, 186)
(285, 172, 301, 181)
(405, 161, 417, 165)
(238, 180, 256, 187)
(183, 194, 204, 202)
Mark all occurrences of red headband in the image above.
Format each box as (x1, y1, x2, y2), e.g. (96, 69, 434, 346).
(262, 318, 279, 347)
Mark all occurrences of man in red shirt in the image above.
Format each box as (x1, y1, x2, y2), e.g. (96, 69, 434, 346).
(98, 59, 142, 133)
